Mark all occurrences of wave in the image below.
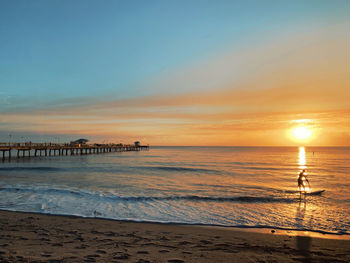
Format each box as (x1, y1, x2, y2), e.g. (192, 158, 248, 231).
(139, 166, 221, 173)
(122, 195, 297, 203)
(0, 167, 63, 172)
(244, 167, 281, 171)
(0, 208, 347, 237)
(0, 185, 297, 203)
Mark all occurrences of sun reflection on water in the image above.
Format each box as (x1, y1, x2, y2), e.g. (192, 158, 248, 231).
(298, 147, 306, 170)
(298, 147, 311, 192)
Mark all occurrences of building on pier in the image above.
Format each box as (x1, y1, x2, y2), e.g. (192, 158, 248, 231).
(70, 138, 89, 147)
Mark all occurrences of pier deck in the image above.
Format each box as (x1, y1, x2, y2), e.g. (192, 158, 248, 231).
(0, 142, 149, 160)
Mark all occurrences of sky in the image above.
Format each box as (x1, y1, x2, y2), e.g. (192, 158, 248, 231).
(1, 0, 350, 146)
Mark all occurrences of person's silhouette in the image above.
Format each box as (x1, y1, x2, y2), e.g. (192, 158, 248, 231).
(298, 169, 310, 193)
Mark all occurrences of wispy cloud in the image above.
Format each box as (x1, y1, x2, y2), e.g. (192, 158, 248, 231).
(1, 22, 350, 145)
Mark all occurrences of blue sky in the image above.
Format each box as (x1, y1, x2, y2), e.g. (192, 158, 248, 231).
(1, 0, 350, 145)
(1, 0, 346, 100)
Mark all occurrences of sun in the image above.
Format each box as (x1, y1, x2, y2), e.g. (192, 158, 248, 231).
(292, 127, 312, 140)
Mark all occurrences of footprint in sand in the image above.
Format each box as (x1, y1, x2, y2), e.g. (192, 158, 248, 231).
(200, 240, 212, 244)
(178, 241, 192, 245)
(113, 253, 130, 260)
(168, 259, 185, 263)
(51, 243, 63, 247)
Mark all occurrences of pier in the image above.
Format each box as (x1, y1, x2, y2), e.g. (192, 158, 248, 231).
(0, 142, 149, 160)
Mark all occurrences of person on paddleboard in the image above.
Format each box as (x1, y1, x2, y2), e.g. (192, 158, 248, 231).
(298, 169, 310, 193)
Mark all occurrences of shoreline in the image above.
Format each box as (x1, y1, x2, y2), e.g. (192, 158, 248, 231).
(1, 209, 349, 240)
(1, 210, 349, 262)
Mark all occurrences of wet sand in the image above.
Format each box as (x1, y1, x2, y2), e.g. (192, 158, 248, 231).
(0, 210, 349, 262)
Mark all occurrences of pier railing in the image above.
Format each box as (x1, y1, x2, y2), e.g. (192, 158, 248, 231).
(0, 142, 149, 160)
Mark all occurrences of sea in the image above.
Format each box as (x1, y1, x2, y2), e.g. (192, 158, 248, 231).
(0, 146, 349, 235)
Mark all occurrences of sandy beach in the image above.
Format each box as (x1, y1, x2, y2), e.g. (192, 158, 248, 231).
(0, 210, 349, 262)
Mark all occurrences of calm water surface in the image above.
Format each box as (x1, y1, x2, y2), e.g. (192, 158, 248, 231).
(0, 146, 349, 234)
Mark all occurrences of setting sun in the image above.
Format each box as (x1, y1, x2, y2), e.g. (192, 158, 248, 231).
(292, 127, 312, 140)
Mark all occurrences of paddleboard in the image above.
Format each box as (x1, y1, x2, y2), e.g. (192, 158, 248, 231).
(304, 190, 325, 195)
